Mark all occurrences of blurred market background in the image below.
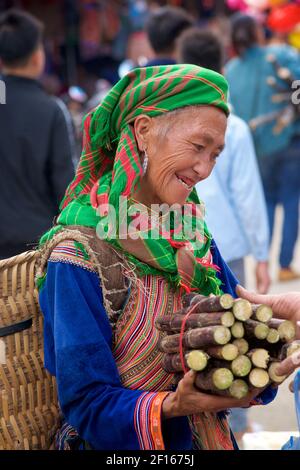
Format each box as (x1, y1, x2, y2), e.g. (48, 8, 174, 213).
(0, 0, 300, 450)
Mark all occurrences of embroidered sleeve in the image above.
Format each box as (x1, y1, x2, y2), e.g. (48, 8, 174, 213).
(134, 391, 170, 450)
(49, 240, 96, 273)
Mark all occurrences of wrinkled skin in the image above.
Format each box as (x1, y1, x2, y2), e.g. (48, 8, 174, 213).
(133, 105, 226, 207)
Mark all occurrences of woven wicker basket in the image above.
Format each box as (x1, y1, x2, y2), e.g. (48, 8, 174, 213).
(0, 251, 60, 450)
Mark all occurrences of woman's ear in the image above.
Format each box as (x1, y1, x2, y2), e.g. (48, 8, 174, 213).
(133, 115, 153, 152)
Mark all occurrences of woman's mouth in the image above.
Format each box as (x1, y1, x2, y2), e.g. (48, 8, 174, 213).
(175, 173, 194, 190)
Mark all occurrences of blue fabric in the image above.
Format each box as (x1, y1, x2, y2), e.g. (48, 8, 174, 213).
(226, 45, 300, 159)
(197, 114, 269, 263)
(282, 370, 300, 450)
(258, 136, 300, 268)
(39, 241, 275, 450)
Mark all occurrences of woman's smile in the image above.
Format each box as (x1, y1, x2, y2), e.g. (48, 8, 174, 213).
(175, 173, 195, 191)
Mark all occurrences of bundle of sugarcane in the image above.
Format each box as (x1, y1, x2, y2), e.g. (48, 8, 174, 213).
(156, 293, 299, 399)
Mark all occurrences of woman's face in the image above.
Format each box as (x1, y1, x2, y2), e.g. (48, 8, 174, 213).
(134, 106, 227, 207)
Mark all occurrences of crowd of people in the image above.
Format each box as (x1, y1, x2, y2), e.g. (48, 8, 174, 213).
(0, 3, 299, 451)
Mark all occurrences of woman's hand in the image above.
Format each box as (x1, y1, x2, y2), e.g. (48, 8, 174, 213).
(236, 285, 300, 326)
(162, 370, 261, 419)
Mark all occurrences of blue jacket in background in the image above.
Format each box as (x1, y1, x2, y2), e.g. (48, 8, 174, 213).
(225, 45, 300, 158)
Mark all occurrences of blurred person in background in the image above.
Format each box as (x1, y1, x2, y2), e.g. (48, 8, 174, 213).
(177, 26, 271, 444)
(144, 5, 193, 67)
(0, 9, 75, 259)
(237, 285, 300, 378)
(226, 14, 300, 282)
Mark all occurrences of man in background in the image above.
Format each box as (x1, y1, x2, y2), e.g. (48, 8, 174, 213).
(0, 9, 75, 258)
(145, 5, 193, 67)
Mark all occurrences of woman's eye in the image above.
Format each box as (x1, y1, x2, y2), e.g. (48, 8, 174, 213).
(193, 143, 204, 152)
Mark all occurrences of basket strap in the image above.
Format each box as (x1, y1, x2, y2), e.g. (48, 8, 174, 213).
(0, 318, 32, 337)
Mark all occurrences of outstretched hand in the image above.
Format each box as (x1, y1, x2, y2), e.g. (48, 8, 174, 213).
(236, 285, 300, 325)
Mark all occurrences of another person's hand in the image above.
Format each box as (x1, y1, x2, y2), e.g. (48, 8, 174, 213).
(276, 351, 300, 378)
(255, 261, 270, 294)
(236, 285, 300, 325)
(162, 370, 261, 419)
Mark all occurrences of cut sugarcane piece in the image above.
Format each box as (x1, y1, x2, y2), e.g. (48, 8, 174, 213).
(185, 294, 234, 312)
(231, 355, 252, 377)
(249, 368, 270, 388)
(161, 350, 209, 373)
(155, 311, 235, 332)
(244, 320, 269, 339)
(252, 304, 273, 323)
(233, 338, 249, 355)
(232, 299, 252, 321)
(268, 362, 287, 384)
(206, 344, 239, 361)
(221, 312, 235, 327)
(266, 328, 280, 344)
(248, 349, 270, 369)
(158, 325, 231, 353)
(279, 340, 300, 360)
(186, 350, 209, 371)
(268, 319, 296, 342)
(195, 368, 234, 392)
(231, 322, 245, 339)
(229, 379, 249, 399)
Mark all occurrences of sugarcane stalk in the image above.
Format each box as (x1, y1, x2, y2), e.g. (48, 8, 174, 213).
(244, 320, 270, 340)
(231, 355, 252, 377)
(233, 338, 249, 355)
(248, 368, 270, 388)
(267, 319, 296, 342)
(247, 349, 270, 369)
(252, 304, 273, 323)
(183, 294, 234, 311)
(231, 322, 245, 339)
(228, 379, 249, 399)
(266, 328, 280, 344)
(158, 325, 231, 353)
(232, 299, 252, 321)
(206, 343, 239, 361)
(195, 367, 234, 392)
(279, 340, 300, 360)
(268, 362, 288, 384)
(161, 350, 209, 373)
(182, 293, 205, 308)
(155, 311, 235, 332)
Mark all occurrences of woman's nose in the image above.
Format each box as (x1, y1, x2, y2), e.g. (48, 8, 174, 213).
(193, 159, 214, 181)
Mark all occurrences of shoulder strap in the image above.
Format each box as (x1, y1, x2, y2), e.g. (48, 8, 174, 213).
(37, 226, 130, 323)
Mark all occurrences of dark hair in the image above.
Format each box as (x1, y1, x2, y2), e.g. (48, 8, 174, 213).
(0, 9, 44, 67)
(177, 27, 223, 73)
(231, 13, 259, 56)
(146, 6, 193, 55)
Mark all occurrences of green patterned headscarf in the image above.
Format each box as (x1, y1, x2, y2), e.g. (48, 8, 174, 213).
(40, 64, 229, 295)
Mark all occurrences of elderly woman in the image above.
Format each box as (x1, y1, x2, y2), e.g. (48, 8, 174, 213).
(38, 65, 275, 450)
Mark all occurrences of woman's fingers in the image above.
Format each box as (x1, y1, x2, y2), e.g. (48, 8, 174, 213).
(276, 351, 300, 376)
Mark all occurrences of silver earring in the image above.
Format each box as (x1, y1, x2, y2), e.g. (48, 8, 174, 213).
(142, 150, 148, 176)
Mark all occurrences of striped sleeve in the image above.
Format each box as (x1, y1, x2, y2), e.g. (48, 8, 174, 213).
(134, 391, 170, 450)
